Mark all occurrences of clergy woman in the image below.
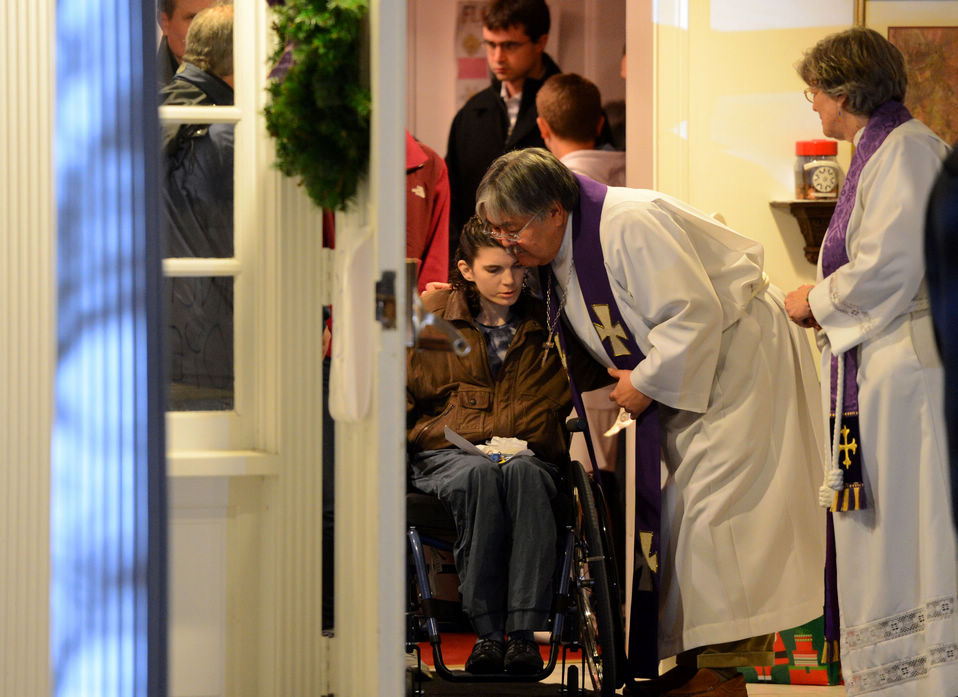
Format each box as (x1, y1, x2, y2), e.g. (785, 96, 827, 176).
(475, 147, 825, 697)
(785, 27, 958, 696)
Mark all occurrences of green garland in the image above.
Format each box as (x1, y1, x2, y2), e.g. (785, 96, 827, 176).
(265, 0, 371, 212)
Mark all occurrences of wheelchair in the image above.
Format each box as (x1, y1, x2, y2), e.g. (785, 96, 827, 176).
(405, 445, 626, 696)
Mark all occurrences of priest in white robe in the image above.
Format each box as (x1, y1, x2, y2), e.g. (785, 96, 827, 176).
(786, 27, 958, 697)
(475, 147, 825, 697)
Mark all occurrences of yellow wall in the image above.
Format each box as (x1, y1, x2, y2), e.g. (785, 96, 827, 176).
(650, 1, 856, 299)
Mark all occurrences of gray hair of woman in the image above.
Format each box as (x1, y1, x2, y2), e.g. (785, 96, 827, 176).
(796, 26, 906, 117)
(475, 148, 579, 226)
(183, 4, 234, 78)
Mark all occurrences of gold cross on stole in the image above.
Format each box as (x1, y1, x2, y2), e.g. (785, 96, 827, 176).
(839, 425, 858, 467)
(592, 304, 631, 357)
(636, 530, 659, 591)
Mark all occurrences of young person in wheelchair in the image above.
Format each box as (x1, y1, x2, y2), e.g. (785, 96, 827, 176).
(406, 216, 573, 676)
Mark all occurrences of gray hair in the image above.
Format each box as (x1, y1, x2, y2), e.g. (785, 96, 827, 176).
(475, 148, 579, 225)
(182, 4, 233, 78)
(796, 27, 906, 116)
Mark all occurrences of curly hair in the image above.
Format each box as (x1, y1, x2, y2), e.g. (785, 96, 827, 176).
(452, 216, 528, 316)
(796, 27, 906, 116)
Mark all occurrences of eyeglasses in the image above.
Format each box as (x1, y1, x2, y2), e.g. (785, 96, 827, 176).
(482, 39, 531, 54)
(487, 210, 542, 242)
(803, 87, 819, 103)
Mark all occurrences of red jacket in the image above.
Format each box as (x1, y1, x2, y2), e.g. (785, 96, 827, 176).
(406, 131, 450, 292)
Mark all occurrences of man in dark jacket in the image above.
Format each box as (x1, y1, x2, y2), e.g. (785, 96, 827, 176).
(161, 2, 234, 256)
(926, 143, 958, 532)
(444, 0, 559, 266)
(161, 3, 234, 409)
(156, 0, 215, 89)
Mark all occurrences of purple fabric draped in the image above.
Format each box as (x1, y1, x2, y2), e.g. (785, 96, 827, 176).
(818, 99, 913, 660)
(820, 100, 913, 414)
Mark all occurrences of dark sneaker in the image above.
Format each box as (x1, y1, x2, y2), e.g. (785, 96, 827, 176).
(504, 637, 543, 675)
(464, 638, 505, 674)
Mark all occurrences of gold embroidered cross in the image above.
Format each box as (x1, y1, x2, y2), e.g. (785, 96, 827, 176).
(636, 530, 659, 591)
(592, 304, 631, 357)
(839, 425, 858, 467)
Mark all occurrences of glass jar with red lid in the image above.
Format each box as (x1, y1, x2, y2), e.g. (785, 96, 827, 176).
(795, 139, 841, 199)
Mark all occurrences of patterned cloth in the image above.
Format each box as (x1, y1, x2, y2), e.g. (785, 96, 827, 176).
(477, 317, 519, 379)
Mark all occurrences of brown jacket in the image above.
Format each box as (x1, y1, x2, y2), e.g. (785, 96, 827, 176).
(407, 287, 572, 464)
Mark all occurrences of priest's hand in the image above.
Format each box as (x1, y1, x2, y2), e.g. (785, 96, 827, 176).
(785, 284, 821, 330)
(607, 368, 652, 419)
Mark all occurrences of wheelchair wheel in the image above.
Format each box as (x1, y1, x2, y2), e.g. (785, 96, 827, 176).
(571, 461, 620, 696)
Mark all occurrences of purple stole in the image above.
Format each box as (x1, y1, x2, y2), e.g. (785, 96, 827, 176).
(819, 100, 913, 661)
(546, 174, 661, 679)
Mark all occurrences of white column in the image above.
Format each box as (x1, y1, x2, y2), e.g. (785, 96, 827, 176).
(0, 2, 55, 695)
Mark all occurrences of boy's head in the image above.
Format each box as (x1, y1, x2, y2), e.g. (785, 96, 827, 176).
(536, 73, 604, 145)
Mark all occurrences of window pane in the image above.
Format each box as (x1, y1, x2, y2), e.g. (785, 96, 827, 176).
(167, 276, 234, 411)
(162, 120, 235, 258)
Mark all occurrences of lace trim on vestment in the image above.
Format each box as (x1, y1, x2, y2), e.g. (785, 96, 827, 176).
(845, 643, 958, 696)
(827, 273, 874, 334)
(843, 596, 955, 650)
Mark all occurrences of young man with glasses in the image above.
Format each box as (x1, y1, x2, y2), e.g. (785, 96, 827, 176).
(444, 0, 559, 272)
(156, 0, 216, 89)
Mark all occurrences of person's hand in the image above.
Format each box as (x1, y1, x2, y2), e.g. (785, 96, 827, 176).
(785, 284, 821, 330)
(607, 367, 652, 419)
(424, 281, 452, 292)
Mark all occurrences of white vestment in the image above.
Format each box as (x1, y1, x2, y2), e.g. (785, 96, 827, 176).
(561, 148, 626, 187)
(808, 119, 958, 696)
(553, 186, 826, 658)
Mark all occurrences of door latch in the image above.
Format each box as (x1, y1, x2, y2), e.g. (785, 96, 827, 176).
(375, 271, 396, 329)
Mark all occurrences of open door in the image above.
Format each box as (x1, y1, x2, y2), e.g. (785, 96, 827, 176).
(327, 2, 408, 696)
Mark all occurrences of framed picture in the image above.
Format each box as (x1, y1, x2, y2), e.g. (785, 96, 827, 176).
(858, 1, 958, 144)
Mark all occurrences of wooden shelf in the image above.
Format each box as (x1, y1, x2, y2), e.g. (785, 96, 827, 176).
(770, 199, 836, 264)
